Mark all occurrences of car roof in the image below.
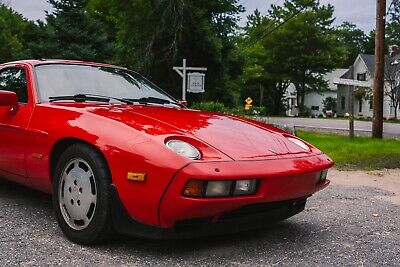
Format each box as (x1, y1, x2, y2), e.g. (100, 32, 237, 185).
(1, 59, 126, 69)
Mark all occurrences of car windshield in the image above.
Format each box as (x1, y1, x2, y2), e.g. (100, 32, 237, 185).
(35, 64, 177, 104)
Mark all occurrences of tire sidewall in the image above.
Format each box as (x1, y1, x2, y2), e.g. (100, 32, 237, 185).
(52, 143, 112, 245)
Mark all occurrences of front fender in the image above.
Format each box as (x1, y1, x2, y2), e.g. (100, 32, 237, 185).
(26, 104, 192, 225)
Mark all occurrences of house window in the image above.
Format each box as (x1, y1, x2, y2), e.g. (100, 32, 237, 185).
(341, 96, 346, 110)
(357, 73, 366, 81)
(359, 100, 363, 113)
(311, 106, 319, 111)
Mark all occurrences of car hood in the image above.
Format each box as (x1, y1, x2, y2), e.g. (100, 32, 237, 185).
(85, 105, 310, 160)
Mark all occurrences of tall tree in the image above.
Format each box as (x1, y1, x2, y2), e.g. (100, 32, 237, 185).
(88, 0, 244, 105)
(267, 0, 345, 112)
(42, 0, 115, 62)
(241, 0, 344, 114)
(240, 9, 292, 115)
(0, 4, 31, 63)
(334, 22, 368, 67)
(363, 30, 377, 55)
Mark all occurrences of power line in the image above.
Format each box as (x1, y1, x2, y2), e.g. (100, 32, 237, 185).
(247, 0, 315, 47)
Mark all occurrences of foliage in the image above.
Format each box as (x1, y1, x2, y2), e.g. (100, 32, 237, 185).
(267, 0, 345, 111)
(87, 0, 245, 106)
(0, 0, 376, 112)
(297, 131, 400, 170)
(384, 59, 400, 119)
(299, 106, 312, 117)
(362, 30, 376, 55)
(385, 1, 400, 119)
(239, 0, 345, 116)
(190, 101, 227, 113)
(334, 22, 368, 68)
(38, 0, 115, 62)
(0, 4, 30, 63)
(323, 97, 337, 113)
(387, 0, 400, 47)
(354, 87, 371, 101)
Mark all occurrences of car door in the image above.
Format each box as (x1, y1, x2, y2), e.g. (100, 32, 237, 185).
(0, 66, 33, 179)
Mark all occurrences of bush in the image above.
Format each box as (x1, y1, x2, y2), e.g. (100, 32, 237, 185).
(190, 101, 227, 113)
(299, 106, 312, 117)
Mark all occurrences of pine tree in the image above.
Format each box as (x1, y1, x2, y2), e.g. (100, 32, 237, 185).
(44, 0, 115, 62)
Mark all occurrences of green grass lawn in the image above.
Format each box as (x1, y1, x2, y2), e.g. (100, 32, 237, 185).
(297, 131, 400, 170)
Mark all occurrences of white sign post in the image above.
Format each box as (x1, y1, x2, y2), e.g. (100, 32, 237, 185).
(173, 59, 207, 100)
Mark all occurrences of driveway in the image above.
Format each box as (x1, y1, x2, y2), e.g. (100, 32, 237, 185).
(0, 170, 399, 266)
(263, 117, 400, 138)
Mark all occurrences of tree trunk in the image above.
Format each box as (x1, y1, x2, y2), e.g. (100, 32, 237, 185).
(259, 83, 264, 106)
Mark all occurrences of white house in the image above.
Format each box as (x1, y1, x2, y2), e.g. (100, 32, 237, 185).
(336, 50, 400, 119)
(285, 69, 348, 117)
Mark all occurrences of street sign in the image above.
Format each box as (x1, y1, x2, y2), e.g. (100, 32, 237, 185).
(245, 97, 253, 105)
(187, 72, 205, 93)
(245, 97, 253, 110)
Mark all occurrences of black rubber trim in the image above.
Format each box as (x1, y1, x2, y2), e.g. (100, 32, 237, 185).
(110, 184, 308, 239)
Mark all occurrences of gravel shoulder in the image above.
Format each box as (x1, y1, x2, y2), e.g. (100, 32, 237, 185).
(0, 169, 399, 266)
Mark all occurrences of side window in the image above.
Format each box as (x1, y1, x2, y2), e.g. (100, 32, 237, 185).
(0, 68, 29, 103)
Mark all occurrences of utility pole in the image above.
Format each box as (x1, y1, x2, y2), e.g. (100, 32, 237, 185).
(346, 66, 355, 139)
(372, 0, 386, 139)
(348, 85, 355, 139)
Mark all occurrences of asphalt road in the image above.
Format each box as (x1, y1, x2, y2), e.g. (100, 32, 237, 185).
(264, 117, 400, 137)
(0, 172, 399, 267)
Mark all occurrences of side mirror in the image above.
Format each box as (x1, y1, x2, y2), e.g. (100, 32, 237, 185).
(0, 90, 19, 114)
(178, 100, 188, 107)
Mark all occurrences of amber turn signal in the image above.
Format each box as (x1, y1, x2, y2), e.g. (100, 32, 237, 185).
(127, 172, 146, 182)
(183, 180, 204, 197)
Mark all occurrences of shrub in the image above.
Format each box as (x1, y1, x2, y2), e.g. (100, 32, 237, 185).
(190, 101, 227, 113)
(299, 106, 312, 117)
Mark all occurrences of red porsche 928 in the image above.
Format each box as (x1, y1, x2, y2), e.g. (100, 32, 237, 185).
(0, 60, 333, 244)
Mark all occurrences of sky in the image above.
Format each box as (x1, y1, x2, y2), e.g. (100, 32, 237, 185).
(4, 0, 384, 33)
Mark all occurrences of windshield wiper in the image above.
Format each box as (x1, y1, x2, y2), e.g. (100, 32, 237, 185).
(124, 97, 178, 106)
(49, 94, 133, 104)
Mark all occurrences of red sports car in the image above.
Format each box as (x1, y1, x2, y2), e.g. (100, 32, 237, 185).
(0, 60, 333, 244)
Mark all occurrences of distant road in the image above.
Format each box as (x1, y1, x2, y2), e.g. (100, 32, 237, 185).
(262, 117, 400, 138)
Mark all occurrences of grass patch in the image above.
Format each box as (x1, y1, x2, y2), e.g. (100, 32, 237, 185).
(297, 131, 400, 170)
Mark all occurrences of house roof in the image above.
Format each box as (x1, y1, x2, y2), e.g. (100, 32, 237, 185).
(324, 69, 349, 90)
(358, 53, 400, 77)
(360, 54, 375, 75)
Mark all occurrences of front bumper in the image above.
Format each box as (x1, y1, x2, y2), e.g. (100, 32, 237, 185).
(112, 153, 333, 238)
(159, 153, 332, 228)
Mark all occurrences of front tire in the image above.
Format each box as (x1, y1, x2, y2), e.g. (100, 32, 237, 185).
(52, 143, 112, 244)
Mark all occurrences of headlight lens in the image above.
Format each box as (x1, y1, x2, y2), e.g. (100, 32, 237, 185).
(166, 140, 201, 160)
(205, 181, 233, 197)
(234, 180, 258, 196)
(287, 137, 311, 151)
